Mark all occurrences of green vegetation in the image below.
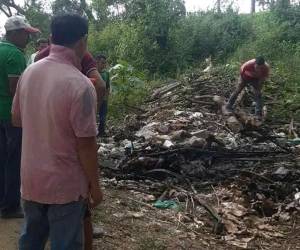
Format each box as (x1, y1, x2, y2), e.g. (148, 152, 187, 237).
(1, 0, 299, 121)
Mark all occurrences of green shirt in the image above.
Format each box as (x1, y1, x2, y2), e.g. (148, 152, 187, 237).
(100, 71, 110, 89)
(0, 41, 26, 120)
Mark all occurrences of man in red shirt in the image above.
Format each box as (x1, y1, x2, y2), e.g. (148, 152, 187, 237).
(224, 56, 270, 118)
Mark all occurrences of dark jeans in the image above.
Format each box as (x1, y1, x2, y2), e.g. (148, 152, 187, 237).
(0, 120, 22, 211)
(98, 100, 108, 135)
(227, 76, 263, 116)
(19, 200, 86, 250)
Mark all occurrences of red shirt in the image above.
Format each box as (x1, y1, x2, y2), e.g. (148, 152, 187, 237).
(35, 46, 97, 76)
(240, 59, 269, 81)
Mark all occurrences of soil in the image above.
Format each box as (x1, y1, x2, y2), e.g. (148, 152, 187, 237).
(0, 218, 22, 250)
(1, 186, 300, 250)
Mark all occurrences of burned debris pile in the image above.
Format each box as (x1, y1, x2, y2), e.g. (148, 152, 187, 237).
(99, 68, 300, 249)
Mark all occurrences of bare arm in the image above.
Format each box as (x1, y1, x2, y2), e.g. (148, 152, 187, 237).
(87, 69, 106, 108)
(9, 77, 19, 97)
(76, 136, 103, 207)
(11, 78, 22, 127)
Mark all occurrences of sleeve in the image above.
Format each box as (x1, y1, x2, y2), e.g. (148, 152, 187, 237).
(70, 84, 98, 137)
(81, 52, 97, 76)
(11, 79, 22, 127)
(34, 46, 50, 62)
(6, 50, 26, 77)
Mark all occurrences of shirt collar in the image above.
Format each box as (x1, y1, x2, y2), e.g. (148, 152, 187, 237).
(48, 45, 82, 71)
(1, 40, 24, 52)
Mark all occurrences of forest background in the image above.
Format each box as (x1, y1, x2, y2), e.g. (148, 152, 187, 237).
(0, 0, 299, 121)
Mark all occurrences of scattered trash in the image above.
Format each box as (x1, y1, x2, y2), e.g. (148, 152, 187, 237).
(100, 69, 299, 249)
(153, 200, 178, 210)
(273, 166, 290, 179)
(163, 140, 174, 149)
(294, 192, 300, 205)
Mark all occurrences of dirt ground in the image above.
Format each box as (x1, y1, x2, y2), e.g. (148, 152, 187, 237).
(1, 184, 300, 250)
(2, 185, 300, 250)
(0, 218, 22, 250)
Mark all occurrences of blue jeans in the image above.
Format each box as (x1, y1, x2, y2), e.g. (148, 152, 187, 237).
(19, 200, 86, 250)
(0, 120, 22, 210)
(98, 100, 108, 135)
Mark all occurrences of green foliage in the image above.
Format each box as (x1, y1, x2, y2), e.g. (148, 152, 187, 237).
(12, 0, 300, 122)
(171, 10, 250, 68)
(25, 1, 51, 37)
(107, 62, 148, 121)
(231, 10, 300, 121)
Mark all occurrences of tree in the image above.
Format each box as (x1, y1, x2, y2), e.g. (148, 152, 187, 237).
(51, 0, 95, 21)
(25, 0, 51, 36)
(0, 0, 26, 17)
(251, 0, 256, 13)
(217, 0, 221, 13)
(276, 0, 291, 8)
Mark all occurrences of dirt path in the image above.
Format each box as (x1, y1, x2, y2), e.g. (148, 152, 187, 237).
(1, 187, 300, 250)
(0, 218, 22, 250)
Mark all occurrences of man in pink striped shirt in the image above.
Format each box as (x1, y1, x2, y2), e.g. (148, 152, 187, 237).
(12, 14, 103, 249)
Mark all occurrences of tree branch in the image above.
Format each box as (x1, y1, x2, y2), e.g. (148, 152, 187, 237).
(0, 0, 26, 16)
(0, 4, 12, 16)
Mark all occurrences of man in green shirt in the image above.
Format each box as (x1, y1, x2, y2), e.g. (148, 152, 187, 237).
(0, 16, 39, 219)
(95, 54, 110, 137)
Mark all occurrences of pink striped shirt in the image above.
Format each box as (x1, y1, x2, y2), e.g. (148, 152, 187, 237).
(12, 45, 97, 204)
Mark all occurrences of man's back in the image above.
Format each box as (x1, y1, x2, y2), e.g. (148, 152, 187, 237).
(241, 59, 269, 81)
(0, 41, 26, 120)
(13, 45, 97, 204)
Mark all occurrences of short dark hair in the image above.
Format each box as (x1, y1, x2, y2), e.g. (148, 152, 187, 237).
(51, 14, 88, 46)
(36, 38, 49, 46)
(255, 56, 265, 65)
(95, 54, 107, 61)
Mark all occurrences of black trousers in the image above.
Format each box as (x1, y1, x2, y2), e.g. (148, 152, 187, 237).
(0, 120, 22, 211)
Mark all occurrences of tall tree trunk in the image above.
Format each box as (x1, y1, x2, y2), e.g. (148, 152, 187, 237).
(276, 0, 291, 9)
(216, 0, 221, 13)
(251, 0, 256, 13)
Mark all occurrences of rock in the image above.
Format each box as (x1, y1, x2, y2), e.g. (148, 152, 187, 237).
(111, 148, 124, 159)
(189, 112, 203, 119)
(93, 226, 105, 239)
(157, 124, 169, 134)
(135, 122, 159, 140)
(190, 129, 209, 139)
(273, 166, 290, 179)
(174, 110, 185, 116)
(188, 136, 206, 148)
(213, 95, 225, 105)
(170, 130, 191, 141)
(226, 116, 243, 133)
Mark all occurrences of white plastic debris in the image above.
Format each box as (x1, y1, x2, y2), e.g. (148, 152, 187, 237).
(163, 140, 174, 149)
(174, 110, 185, 116)
(135, 122, 159, 140)
(295, 192, 300, 205)
(189, 112, 204, 119)
(274, 166, 290, 177)
(188, 136, 206, 148)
